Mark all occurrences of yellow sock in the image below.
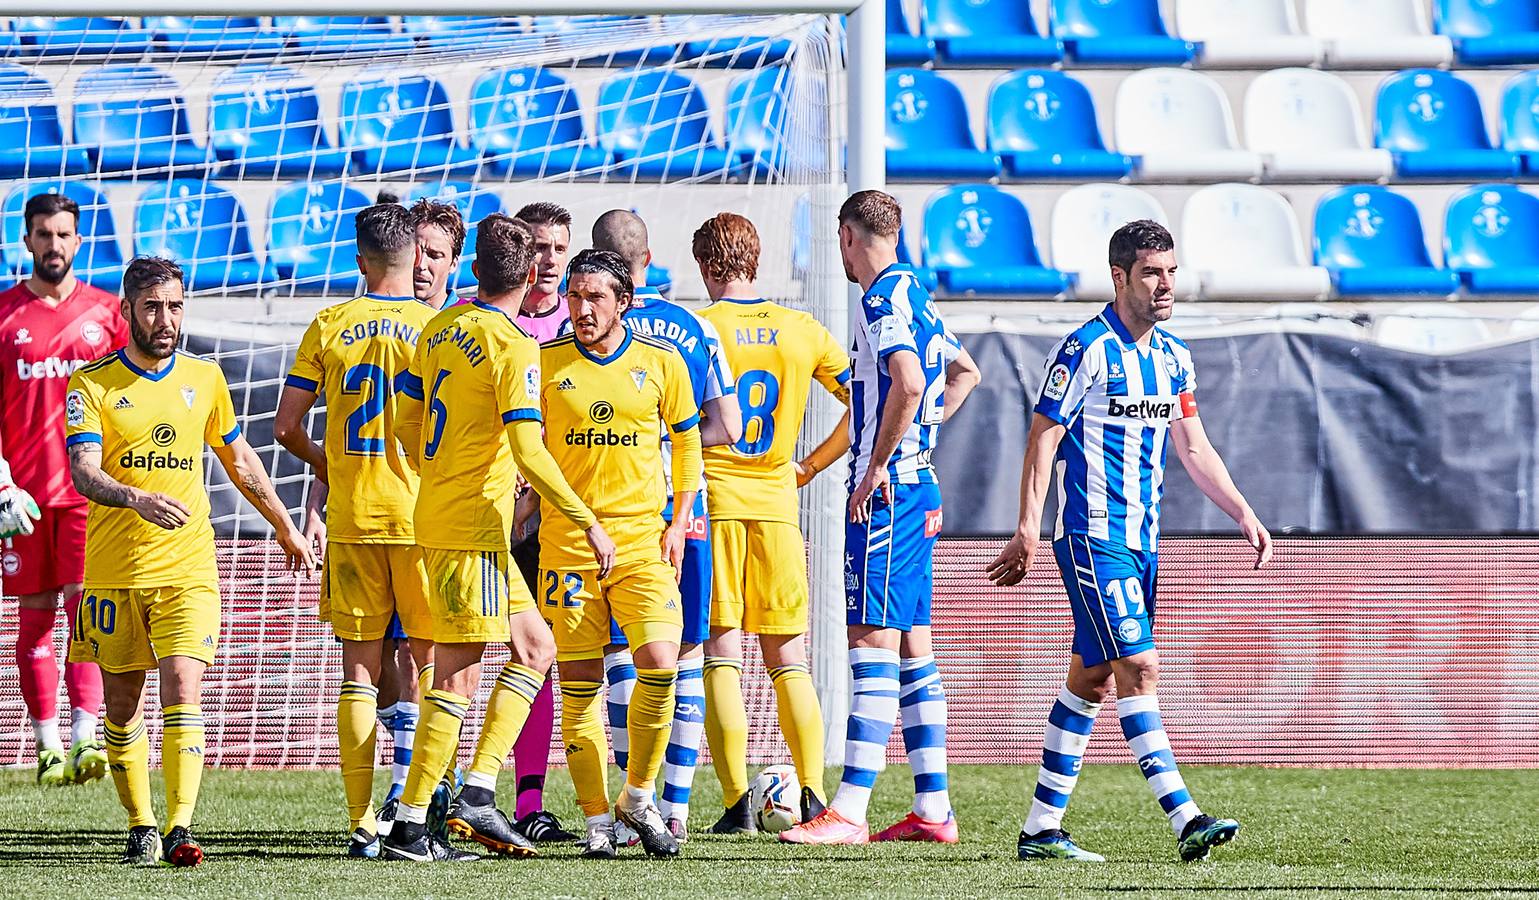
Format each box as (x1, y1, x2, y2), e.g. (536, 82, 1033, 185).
(337, 680, 380, 832)
(769, 663, 826, 801)
(416, 663, 435, 699)
(703, 657, 749, 804)
(401, 690, 468, 812)
(104, 716, 155, 828)
(466, 663, 545, 787)
(625, 668, 676, 792)
(161, 704, 205, 830)
(560, 680, 610, 817)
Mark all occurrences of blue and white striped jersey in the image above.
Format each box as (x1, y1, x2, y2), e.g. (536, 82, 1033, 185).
(1034, 304, 1198, 552)
(850, 264, 962, 487)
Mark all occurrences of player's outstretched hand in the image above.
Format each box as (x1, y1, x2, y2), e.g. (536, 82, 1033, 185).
(1241, 512, 1272, 569)
(662, 519, 687, 582)
(277, 525, 320, 575)
(131, 492, 191, 530)
(847, 469, 892, 523)
(0, 482, 40, 537)
(585, 523, 616, 580)
(303, 510, 327, 562)
(986, 530, 1038, 587)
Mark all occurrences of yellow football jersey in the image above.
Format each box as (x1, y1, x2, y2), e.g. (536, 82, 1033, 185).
(286, 294, 436, 543)
(539, 330, 700, 570)
(65, 349, 239, 588)
(400, 300, 544, 552)
(699, 299, 851, 524)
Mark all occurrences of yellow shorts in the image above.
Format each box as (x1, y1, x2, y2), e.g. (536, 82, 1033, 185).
(67, 584, 220, 674)
(423, 548, 535, 644)
(710, 519, 809, 635)
(321, 541, 432, 642)
(541, 558, 683, 662)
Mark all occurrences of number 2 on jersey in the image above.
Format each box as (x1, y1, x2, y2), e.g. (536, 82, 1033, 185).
(341, 364, 390, 455)
(734, 369, 780, 457)
(544, 571, 583, 607)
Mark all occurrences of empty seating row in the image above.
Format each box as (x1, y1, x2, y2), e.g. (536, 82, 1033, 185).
(0, 63, 795, 183)
(887, 67, 1539, 182)
(889, 0, 1539, 68)
(898, 182, 1539, 300)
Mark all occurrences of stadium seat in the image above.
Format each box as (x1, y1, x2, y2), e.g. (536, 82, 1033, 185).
(210, 65, 350, 178)
(1178, 0, 1321, 67)
(1375, 70, 1521, 180)
(73, 66, 212, 175)
(886, 0, 936, 66)
(1435, 0, 1539, 65)
(923, 0, 1063, 66)
(1509, 306, 1539, 336)
(685, 31, 794, 68)
(270, 17, 413, 53)
(470, 67, 609, 179)
(1499, 71, 1539, 176)
(1443, 184, 1539, 295)
(1302, 0, 1453, 68)
(0, 66, 90, 178)
(1115, 69, 1261, 182)
(1245, 69, 1393, 182)
(1049, 183, 1167, 301)
(885, 69, 1000, 181)
(1, 180, 123, 290)
(531, 16, 676, 66)
(401, 16, 532, 51)
(596, 69, 734, 181)
(406, 181, 505, 292)
(897, 224, 938, 293)
(14, 17, 153, 57)
(0, 23, 19, 58)
(987, 69, 1133, 181)
(264, 181, 371, 294)
(1266, 303, 1369, 338)
(1312, 186, 1460, 297)
(726, 68, 795, 177)
(135, 180, 263, 292)
(340, 70, 484, 178)
(1050, 0, 1195, 65)
(146, 17, 285, 55)
(922, 185, 1068, 297)
(1374, 304, 1492, 353)
(1181, 184, 1331, 301)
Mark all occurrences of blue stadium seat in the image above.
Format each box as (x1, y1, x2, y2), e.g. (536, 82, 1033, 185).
(1050, 0, 1196, 65)
(726, 68, 793, 177)
(469, 67, 608, 178)
(1502, 71, 1539, 176)
(0, 23, 19, 57)
(922, 185, 1069, 297)
(887, 0, 937, 65)
(2, 181, 123, 290)
(886, 69, 1000, 181)
(0, 66, 90, 178)
(896, 225, 939, 293)
(146, 17, 285, 55)
(987, 69, 1133, 181)
(1313, 185, 1459, 297)
(925, 0, 1064, 66)
(1435, 0, 1539, 65)
(264, 181, 371, 294)
(684, 36, 795, 68)
(340, 71, 484, 178)
(531, 17, 676, 66)
(407, 181, 505, 292)
(596, 69, 734, 181)
(1443, 184, 1539, 295)
(73, 66, 211, 175)
(270, 17, 413, 53)
(401, 16, 532, 51)
(1375, 70, 1521, 179)
(14, 17, 152, 57)
(135, 180, 262, 292)
(210, 65, 350, 178)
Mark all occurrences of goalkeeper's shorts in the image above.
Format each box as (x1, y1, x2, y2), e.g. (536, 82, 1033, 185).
(321, 541, 432, 642)
(67, 583, 220, 673)
(422, 548, 535, 644)
(2, 503, 87, 596)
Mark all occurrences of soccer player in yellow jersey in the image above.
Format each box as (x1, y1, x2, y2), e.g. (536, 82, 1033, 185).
(384, 215, 614, 863)
(537, 249, 703, 860)
(65, 257, 315, 867)
(273, 204, 439, 858)
(691, 213, 854, 831)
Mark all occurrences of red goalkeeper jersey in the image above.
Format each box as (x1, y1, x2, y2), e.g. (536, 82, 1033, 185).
(0, 280, 126, 506)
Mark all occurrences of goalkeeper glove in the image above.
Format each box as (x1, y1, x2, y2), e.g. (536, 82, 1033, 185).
(0, 456, 40, 538)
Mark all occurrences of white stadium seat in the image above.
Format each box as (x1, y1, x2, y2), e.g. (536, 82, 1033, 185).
(1374, 304, 1494, 353)
(1267, 303, 1370, 338)
(1507, 307, 1539, 338)
(1049, 182, 1168, 301)
(1245, 68, 1394, 182)
(1181, 184, 1332, 301)
(1177, 0, 1322, 68)
(1115, 68, 1263, 182)
(1302, 0, 1453, 69)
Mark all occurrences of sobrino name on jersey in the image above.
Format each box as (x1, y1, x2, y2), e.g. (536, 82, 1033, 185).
(337, 317, 421, 348)
(420, 322, 486, 367)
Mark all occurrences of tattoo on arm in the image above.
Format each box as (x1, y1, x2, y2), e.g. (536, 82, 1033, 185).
(239, 472, 270, 505)
(67, 442, 139, 509)
(832, 383, 851, 405)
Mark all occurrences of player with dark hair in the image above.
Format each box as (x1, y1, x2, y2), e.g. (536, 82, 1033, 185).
(988, 219, 1272, 863)
(410, 199, 465, 311)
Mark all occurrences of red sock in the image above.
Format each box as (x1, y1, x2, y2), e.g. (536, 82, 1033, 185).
(512, 675, 555, 819)
(15, 606, 58, 723)
(62, 594, 102, 718)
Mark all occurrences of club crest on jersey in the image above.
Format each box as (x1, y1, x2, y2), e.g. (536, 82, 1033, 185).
(629, 367, 648, 391)
(1164, 355, 1182, 378)
(1118, 618, 1143, 643)
(181, 386, 196, 409)
(1, 550, 20, 577)
(65, 390, 85, 426)
(80, 321, 104, 346)
(1044, 364, 1070, 401)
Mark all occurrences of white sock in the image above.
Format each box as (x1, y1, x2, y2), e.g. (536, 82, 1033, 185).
(70, 708, 98, 746)
(32, 717, 61, 752)
(397, 803, 429, 825)
(463, 770, 497, 792)
(829, 647, 901, 824)
(586, 812, 615, 829)
(657, 655, 705, 824)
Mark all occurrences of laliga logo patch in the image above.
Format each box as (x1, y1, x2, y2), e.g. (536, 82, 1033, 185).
(1118, 618, 1143, 643)
(1, 550, 20, 577)
(524, 363, 540, 400)
(65, 390, 85, 427)
(1043, 364, 1070, 401)
(80, 320, 104, 346)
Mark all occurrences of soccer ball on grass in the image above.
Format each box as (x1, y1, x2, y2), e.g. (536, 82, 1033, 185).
(749, 764, 801, 834)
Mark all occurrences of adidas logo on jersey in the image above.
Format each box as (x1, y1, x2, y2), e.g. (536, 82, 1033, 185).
(557, 378, 576, 391)
(114, 396, 134, 410)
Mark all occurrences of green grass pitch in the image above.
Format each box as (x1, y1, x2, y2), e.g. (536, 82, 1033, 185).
(4, 764, 1537, 898)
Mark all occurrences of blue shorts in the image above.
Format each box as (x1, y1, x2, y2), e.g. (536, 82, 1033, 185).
(385, 613, 406, 641)
(844, 481, 942, 632)
(1053, 534, 1158, 668)
(609, 500, 710, 647)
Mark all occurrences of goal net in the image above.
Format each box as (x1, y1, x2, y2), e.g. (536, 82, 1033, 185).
(0, 11, 849, 769)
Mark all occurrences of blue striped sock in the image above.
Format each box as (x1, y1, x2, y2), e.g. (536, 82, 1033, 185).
(389, 701, 418, 789)
(1118, 693, 1199, 836)
(829, 647, 901, 824)
(1024, 686, 1101, 835)
(657, 655, 705, 824)
(899, 655, 950, 822)
(604, 649, 635, 772)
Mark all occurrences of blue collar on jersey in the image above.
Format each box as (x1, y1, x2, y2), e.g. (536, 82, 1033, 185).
(116, 348, 176, 381)
(574, 323, 633, 366)
(471, 299, 518, 325)
(1100, 303, 1168, 354)
(364, 292, 415, 303)
(630, 286, 664, 309)
(716, 296, 765, 305)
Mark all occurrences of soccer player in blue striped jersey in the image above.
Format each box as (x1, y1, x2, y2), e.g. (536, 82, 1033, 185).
(987, 219, 1273, 863)
(783, 191, 980, 846)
